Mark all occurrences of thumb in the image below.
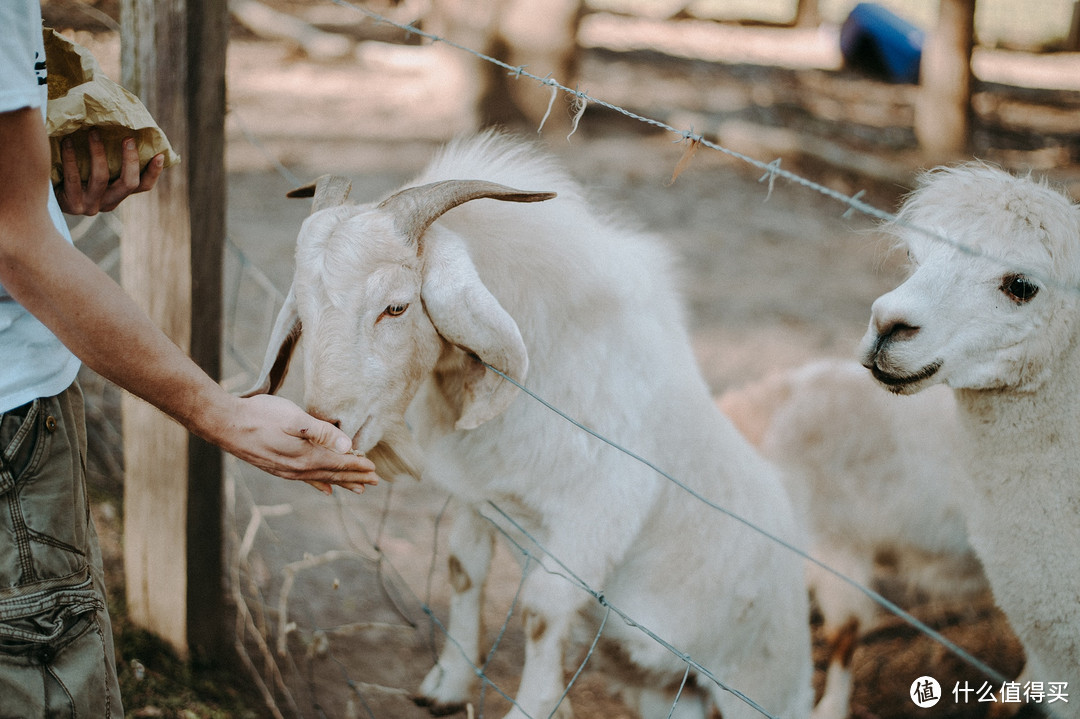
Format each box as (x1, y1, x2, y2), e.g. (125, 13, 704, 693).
(298, 417, 353, 454)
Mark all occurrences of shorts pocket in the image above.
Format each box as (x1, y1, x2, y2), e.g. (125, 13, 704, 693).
(0, 571, 102, 664)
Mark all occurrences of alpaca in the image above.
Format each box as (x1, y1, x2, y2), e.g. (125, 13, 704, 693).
(860, 163, 1080, 716)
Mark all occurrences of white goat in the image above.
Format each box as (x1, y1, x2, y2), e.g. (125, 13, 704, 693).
(859, 163, 1080, 715)
(247, 132, 813, 719)
(720, 358, 988, 719)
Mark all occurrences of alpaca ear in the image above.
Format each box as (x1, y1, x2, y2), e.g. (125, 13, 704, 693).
(421, 233, 527, 430)
(242, 285, 301, 397)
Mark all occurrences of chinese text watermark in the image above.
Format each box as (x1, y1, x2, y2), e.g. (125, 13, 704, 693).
(911, 677, 1069, 709)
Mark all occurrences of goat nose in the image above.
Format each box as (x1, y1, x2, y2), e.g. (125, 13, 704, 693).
(308, 408, 342, 429)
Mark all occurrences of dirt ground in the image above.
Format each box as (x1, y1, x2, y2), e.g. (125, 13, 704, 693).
(51, 5, 1080, 718)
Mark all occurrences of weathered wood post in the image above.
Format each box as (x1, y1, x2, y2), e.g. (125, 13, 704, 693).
(118, 0, 229, 662)
(1069, 0, 1080, 50)
(795, 0, 821, 27)
(915, 0, 977, 160)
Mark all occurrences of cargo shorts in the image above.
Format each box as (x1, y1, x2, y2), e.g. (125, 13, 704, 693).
(0, 383, 123, 718)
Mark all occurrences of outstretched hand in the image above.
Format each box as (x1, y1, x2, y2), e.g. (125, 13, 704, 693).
(55, 130, 164, 215)
(220, 394, 381, 495)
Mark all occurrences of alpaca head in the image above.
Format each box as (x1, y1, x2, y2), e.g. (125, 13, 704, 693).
(860, 164, 1080, 394)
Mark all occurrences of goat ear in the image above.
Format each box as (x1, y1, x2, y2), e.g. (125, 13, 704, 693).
(241, 175, 351, 398)
(287, 174, 353, 211)
(421, 235, 527, 430)
(242, 285, 301, 397)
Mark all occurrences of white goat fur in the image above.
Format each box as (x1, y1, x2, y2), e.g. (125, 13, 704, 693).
(721, 358, 988, 719)
(251, 132, 813, 719)
(860, 163, 1080, 713)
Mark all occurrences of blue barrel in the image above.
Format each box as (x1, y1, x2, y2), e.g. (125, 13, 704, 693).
(840, 3, 925, 84)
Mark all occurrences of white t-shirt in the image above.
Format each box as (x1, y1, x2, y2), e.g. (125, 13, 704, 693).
(0, 0, 82, 412)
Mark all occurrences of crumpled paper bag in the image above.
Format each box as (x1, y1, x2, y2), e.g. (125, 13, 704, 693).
(44, 28, 180, 185)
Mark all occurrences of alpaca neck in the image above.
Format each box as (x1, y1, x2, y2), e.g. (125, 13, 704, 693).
(950, 337, 1080, 686)
(952, 336, 1080, 501)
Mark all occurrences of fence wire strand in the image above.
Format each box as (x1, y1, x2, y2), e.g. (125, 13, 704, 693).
(328, 0, 1080, 300)
(481, 364, 1008, 687)
(210, 4, 1049, 716)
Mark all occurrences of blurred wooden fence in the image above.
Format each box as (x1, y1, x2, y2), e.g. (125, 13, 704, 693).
(118, 0, 229, 663)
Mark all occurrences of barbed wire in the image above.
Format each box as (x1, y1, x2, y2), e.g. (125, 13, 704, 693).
(215, 10, 1035, 714)
(218, 241, 1014, 719)
(66, 17, 1055, 706)
(480, 363, 1008, 687)
(58, 11, 1067, 718)
(480, 500, 784, 719)
(326, 0, 1080, 300)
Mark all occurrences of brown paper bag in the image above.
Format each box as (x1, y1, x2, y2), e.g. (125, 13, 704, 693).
(43, 29, 180, 185)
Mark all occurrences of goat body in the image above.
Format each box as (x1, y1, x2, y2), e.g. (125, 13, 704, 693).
(249, 132, 813, 719)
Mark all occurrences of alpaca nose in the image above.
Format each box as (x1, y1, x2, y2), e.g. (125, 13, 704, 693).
(875, 317, 920, 343)
(870, 294, 920, 343)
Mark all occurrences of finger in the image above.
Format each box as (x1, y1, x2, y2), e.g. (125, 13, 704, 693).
(294, 448, 381, 485)
(314, 452, 381, 484)
(304, 479, 333, 495)
(83, 130, 109, 212)
(294, 416, 358, 455)
(58, 137, 84, 213)
(136, 153, 166, 193)
(99, 139, 144, 212)
(335, 469, 380, 487)
(307, 470, 377, 493)
(116, 137, 141, 189)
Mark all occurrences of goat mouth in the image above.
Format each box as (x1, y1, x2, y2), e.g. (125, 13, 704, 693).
(350, 416, 377, 452)
(868, 360, 943, 392)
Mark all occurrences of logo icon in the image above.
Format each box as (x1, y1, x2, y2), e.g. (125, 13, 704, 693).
(911, 676, 942, 708)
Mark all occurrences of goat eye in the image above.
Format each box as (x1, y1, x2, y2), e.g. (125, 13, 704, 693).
(384, 303, 409, 318)
(1001, 274, 1039, 303)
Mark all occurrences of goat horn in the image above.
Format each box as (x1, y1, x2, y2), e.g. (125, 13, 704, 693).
(378, 180, 556, 250)
(287, 174, 353, 214)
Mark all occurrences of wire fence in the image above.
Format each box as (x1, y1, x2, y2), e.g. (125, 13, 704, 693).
(213, 12, 1028, 717)
(332, 0, 1080, 298)
(218, 243, 1017, 719)
(72, 3, 1077, 717)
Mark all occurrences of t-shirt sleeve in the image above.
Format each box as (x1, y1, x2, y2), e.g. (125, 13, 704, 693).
(0, 1, 47, 114)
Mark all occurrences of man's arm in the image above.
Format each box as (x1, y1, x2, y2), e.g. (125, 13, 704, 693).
(0, 106, 378, 493)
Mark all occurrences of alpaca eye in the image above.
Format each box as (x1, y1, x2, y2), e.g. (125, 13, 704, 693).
(1001, 274, 1039, 303)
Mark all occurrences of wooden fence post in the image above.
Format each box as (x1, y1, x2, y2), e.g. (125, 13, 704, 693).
(118, 0, 228, 662)
(914, 0, 976, 160)
(795, 0, 821, 27)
